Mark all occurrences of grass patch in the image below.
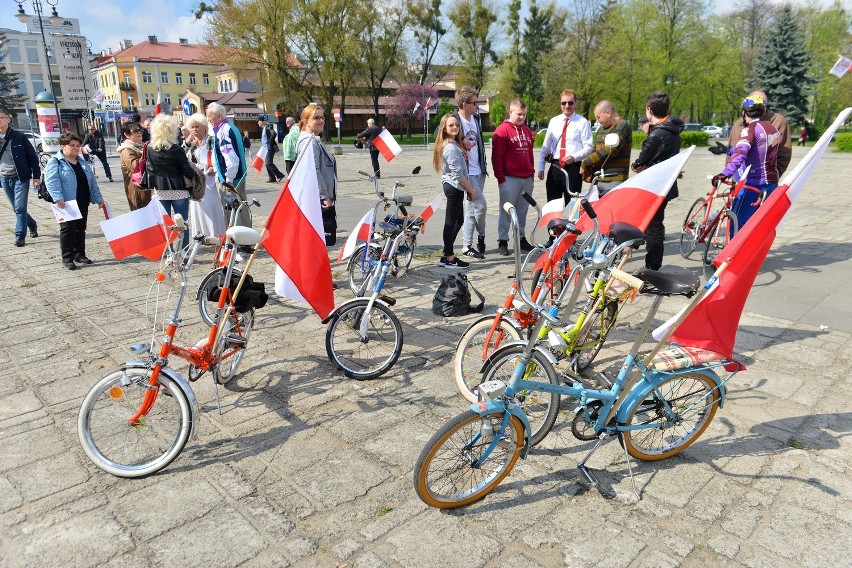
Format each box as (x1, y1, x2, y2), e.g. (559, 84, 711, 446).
(20, 282, 36, 288)
(787, 438, 806, 450)
(377, 506, 393, 516)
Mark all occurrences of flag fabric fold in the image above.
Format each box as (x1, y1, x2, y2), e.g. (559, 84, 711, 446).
(155, 90, 162, 115)
(829, 55, 852, 78)
(262, 141, 335, 319)
(252, 145, 268, 173)
(372, 129, 402, 162)
(338, 208, 375, 262)
(100, 198, 175, 261)
(536, 198, 566, 230)
(418, 195, 443, 224)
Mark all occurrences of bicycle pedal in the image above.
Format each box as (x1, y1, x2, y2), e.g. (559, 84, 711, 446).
(226, 335, 247, 347)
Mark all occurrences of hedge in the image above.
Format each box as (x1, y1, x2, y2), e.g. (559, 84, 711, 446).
(835, 133, 852, 152)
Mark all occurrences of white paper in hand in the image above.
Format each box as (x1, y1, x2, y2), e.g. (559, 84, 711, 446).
(51, 199, 83, 223)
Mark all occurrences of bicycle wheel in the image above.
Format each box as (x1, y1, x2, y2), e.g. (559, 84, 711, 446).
(197, 267, 242, 327)
(326, 299, 403, 379)
(395, 232, 417, 273)
(213, 308, 254, 384)
(702, 211, 738, 265)
(414, 410, 524, 509)
(78, 367, 191, 478)
(570, 299, 618, 372)
(481, 345, 559, 446)
(619, 372, 720, 461)
(347, 243, 381, 295)
(454, 316, 523, 403)
(680, 198, 708, 259)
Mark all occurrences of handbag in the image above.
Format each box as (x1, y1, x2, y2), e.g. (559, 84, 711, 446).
(432, 273, 485, 317)
(130, 142, 148, 188)
(184, 164, 206, 201)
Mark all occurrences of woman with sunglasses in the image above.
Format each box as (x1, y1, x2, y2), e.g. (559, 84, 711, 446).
(536, 89, 593, 203)
(118, 122, 150, 210)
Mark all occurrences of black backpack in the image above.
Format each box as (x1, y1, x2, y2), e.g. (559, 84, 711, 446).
(432, 273, 485, 317)
(37, 157, 58, 203)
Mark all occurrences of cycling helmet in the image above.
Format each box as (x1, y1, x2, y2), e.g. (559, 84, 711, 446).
(741, 95, 766, 118)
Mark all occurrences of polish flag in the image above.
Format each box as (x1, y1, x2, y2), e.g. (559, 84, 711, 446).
(100, 198, 176, 261)
(418, 195, 443, 224)
(660, 107, 851, 360)
(155, 90, 161, 116)
(575, 147, 695, 234)
(372, 129, 402, 162)
(252, 145, 268, 173)
(829, 55, 852, 78)
(338, 208, 375, 262)
(535, 198, 566, 230)
(262, 140, 335, 319)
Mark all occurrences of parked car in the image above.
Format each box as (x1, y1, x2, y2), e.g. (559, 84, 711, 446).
(702, 125, 724, 138)
(683, 123, 703, 132)
(22, 132, 43, 152)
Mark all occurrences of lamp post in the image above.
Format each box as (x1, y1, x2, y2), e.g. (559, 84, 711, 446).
(16, 0, 62, 123)
(64, 38, 92, 126)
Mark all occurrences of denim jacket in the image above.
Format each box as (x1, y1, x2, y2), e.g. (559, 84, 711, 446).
(45, 152, 103, 204)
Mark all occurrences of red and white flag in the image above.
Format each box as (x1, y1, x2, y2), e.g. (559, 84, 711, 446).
(829, 55, 852, 78)
(100, 198, 176, 261)
(575, 147, 695, 234)
(262, 140, 335, 319)
(659, 107, 851, 360)
(155, 90, 162, 115)
(372, 129, 402, 162)
(338, 208, 375, 262)
(536, 197, 566, 230)
(252, 145, 268, 173)
(418, 195, 443, 224)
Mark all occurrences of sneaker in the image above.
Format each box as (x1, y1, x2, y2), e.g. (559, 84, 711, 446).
(439, 256, 470, 269)
(497, 242, 510, 256)
(63, 260, 77, 270)
(74, 255, 93, 265)
(14, 237, 24, 247)
(519, 238, 535, 252)
(462, 247, 484, 259)
(29, 226, 38, 238)
(477, 236, 486, 254)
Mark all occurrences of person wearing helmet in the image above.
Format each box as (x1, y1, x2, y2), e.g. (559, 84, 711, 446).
(712, 95, 781, 231)
(724, 90, 791, 175)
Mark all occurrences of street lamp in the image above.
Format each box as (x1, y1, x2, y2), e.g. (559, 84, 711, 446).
(64, 39, 92, 124)
(16, 0, 62, 123)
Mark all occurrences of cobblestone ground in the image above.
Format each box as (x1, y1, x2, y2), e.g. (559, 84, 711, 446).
(0, 141, 850, 567)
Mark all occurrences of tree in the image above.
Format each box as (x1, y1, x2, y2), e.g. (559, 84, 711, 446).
(448, 0, 501, 90)
(385, 83, 438, 137)
(490, 99, 506, 125)
(407, 0, 450, 85)
(751, 5, 816, 125)
(512, 1, 555, 123)
(361, 5, 409, 118)
(0, 34, 28, 111)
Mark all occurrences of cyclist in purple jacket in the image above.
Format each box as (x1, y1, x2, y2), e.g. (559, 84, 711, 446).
(712, 95, 780, 230)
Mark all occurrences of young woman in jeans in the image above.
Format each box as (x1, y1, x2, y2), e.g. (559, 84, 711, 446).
(433, 114, 475, 269)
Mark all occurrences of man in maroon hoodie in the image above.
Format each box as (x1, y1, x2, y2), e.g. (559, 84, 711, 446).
(490, 99, 536, 257)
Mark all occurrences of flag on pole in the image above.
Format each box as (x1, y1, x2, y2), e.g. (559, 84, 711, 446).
(829, 55, 852, 78)
(661, 107, 852, 360)
(575, 147, 695, 234)
(252, 145, 268, 173)
(413, 101, 421, 113)
(372, 129, 402, 162)
(338, 208, 375, 262)
(91, 90, 104, 104)
(536, 198, 566, 230)
(100, 198, 176, 261)
(155, 90, 162, 115)
(262, 141, 335, 319)
(418, 195, 443, 224)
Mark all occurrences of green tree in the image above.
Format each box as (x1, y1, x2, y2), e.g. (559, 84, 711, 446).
(407, 0, 449, 85)
(361, 6, 408, 119)
(751, 5, 816, 126)
(512, 1, 555, 123)
(448, 0, 500, 90)
(0, 34, 26, 111)
(490, 99, 506, 125)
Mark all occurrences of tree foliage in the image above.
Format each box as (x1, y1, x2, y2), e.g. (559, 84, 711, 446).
(361, 5, 409, 118)
(512, 1, 555, 123)
(385, 83, 438, 136)
(0, 34, 27, 112)
(448, 0, 500, 90)
(407, 0, 450, 85)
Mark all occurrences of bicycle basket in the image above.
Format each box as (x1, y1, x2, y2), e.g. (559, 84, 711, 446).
(206, 273, 269, 312)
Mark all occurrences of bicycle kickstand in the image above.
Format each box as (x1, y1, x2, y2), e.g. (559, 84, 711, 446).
(212, 379, 223, 415)
(577, 433, 607, 489)
(618, 432, 641, 501)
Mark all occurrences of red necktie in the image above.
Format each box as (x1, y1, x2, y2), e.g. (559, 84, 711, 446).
(559, 116, 569, 167)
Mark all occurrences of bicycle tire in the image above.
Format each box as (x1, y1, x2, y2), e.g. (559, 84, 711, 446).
(347, 243, 382, 295)
(454, 316, 523, 403)
(619, 372, 720, 461)
(702, 211, 738, 265)
(326, 299, 403, 379)
(414, 410, 524, 509)
(680, 198, 708, 259)
(78, 367, 191, 478)
(213, 308, 254, 384)
(570, 300, 618, 372)
(481, 345, 560, 446)
(396, 232, 417, 272)
(197, 267, 242, 326)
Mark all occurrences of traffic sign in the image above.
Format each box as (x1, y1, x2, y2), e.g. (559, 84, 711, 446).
(183, 99, 192, 116)
(333, 108, 342, 123)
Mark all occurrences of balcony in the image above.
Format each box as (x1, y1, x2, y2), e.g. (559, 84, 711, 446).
(119, 82, 136, 91)
(123, 105, 137, 113)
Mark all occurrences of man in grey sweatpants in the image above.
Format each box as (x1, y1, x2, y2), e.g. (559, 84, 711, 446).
(454, 85, 489, 259)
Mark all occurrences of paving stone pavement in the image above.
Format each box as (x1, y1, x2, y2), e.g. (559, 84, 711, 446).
(1, 141, 850, 567)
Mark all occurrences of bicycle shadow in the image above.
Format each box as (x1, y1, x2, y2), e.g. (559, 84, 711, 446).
(754, 242, 851, 288)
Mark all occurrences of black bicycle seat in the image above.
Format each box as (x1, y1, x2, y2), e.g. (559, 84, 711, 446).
(635, 266, 700, 297)
(608, 222, 644, 246)
(394, 194, 413, 207)
(378, 221, 403, 235)
(223, 193, 240, 210)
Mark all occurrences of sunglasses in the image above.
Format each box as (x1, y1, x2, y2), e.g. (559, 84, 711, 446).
(561, 101, 575, 106)
(130, 129, 142, 133)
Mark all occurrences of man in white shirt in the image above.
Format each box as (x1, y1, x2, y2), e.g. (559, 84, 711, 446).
(454, 85, 489, 258)
(537, 89, 593, 203)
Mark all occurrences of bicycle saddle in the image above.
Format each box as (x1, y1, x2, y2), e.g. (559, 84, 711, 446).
(608, 222, 644, 246)
(223, 193, 240, 210)
(394, 194, 413, 207)
(227, 226, 262, 246)
(378, 221, 403, 235)
(635, 266, 700, 297)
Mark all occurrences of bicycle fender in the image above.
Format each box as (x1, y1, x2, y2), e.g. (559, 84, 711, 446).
(455, 314, 525, 350)
(615, 367, 727, 425)
(479, 342, 559, 376)
(321, 297, 393, 324)
(123, 361, 201, 441)
(468, 399, 532, 459)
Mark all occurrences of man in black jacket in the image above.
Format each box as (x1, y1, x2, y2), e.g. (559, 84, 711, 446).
(631, 90, 684, 271)
(259, 115, 284, 182)
(357, 118, 383, 178)
(83, 125, 113, 182)
(0, 110, 41, 247)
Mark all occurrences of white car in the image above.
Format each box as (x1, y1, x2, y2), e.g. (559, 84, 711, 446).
(22, 132, 43, 152)
(702, 125, 724, 138)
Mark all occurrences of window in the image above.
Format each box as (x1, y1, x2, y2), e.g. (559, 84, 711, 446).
(175, 72, 183, 85)
(51, 75, 61, 96)
(31, 73, 44, 94)
(25, 40, 39, 64)
(189, 73, 196, 85)
(160, 71, 168, 84)
(123, 72, 131, 86)
(218, 80, 223, 92)
(142, 71, 152, 83)
(6, 39, 21, 63)
(15, 73, 27, 96)
(202, 73, 209, 86)
(127, 94, 134, 107)
(164, 94, 171, 105)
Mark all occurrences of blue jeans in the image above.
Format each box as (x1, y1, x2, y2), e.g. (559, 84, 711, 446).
(1, 176, 37, 239)
(159, 197, 190, 248)
(731, 182, 778, 232)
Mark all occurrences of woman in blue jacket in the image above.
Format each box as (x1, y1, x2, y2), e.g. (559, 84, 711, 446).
(45, 132, 104, 270)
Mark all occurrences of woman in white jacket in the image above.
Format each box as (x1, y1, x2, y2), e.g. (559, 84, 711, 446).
(183, 113, 226, 238)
